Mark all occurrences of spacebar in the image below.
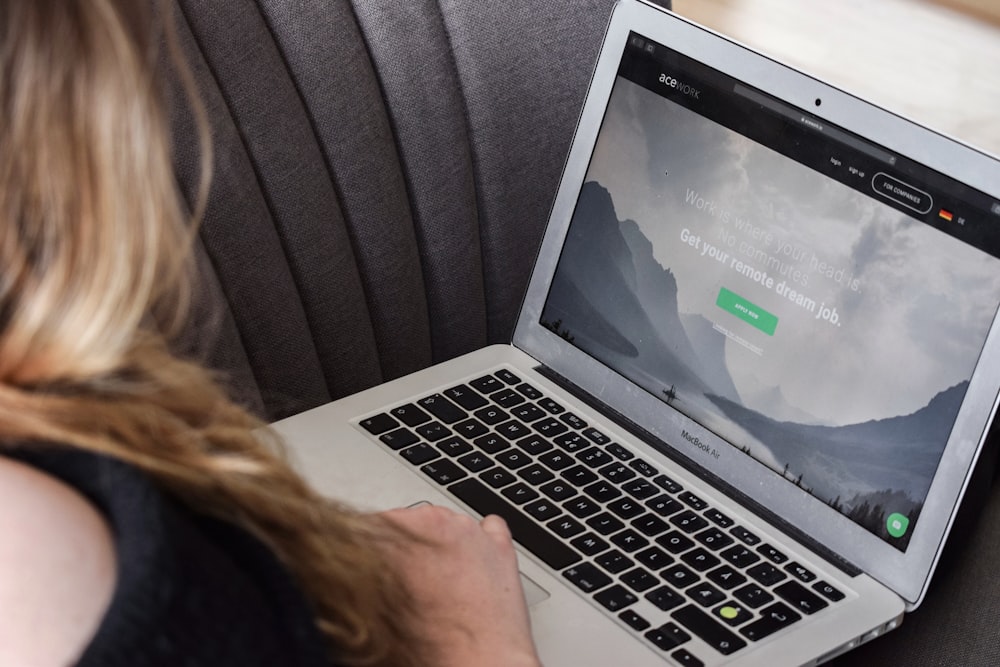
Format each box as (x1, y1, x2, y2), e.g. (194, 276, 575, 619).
(448, 478, 582, 570)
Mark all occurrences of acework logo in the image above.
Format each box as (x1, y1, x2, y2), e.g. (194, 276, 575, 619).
(659, 73, 701, 99)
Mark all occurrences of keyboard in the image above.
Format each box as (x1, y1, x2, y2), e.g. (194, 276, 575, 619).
(358, 368, 848, 665)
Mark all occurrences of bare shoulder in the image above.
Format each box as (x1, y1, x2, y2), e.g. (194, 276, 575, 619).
(0, 455, 117, 666)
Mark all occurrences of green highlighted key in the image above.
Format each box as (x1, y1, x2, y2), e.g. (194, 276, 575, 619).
(717, 287, 778, 336)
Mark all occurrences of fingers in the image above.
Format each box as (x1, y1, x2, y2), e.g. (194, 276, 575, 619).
(480, 514, 512, 540)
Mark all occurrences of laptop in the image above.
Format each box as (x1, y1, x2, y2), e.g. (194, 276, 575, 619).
(271, 1, 1000, 664)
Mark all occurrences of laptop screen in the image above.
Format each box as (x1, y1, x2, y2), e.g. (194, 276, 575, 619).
(539, 32, 1000, 552)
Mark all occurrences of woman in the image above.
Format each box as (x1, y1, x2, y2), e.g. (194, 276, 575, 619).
(0, 1, 540, 665)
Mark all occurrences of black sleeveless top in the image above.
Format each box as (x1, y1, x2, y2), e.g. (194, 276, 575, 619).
(6, 447, 333, 667)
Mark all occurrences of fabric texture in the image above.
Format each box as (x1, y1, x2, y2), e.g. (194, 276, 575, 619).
(5, 447, 331, 667)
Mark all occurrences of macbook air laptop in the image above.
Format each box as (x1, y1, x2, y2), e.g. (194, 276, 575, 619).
(271, 1, 1000, 664)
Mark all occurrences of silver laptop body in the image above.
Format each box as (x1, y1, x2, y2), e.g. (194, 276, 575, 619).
(272, 2, 1000, 664)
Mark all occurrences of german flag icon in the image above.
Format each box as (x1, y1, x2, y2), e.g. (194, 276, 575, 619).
(938, 209, 954, 222)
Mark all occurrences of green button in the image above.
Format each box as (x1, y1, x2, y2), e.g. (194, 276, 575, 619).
(716, 287, 778, 336)
(887, 512, 909, 538)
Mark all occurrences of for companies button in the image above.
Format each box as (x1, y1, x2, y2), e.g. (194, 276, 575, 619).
(872, 173, 933, 214)
(716, 288, 778, 336)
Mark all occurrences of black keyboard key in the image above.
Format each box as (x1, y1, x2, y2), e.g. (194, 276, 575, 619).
(611, 529, 649, 553)
(688, 582, 726, 607)
(757, 543, 789, 564)
(416, 421, 451, 442)
(457, 452, 493, 472)
(537, 397, 565, 414)
(380, 427, 419, 450)
(479, 467, 516, 488)
(620, 609, 651, 631)
(583, 481, 622, 504)
(496, 449, 531, 470)
(474, 433, 510, 454)
(577, 446, 613, 468)
(696, 527, 734, 551)
(679, 491, 708, 511)
(454, 418, 489, 439)
(474, 406, 509, 426)
(449, 478, 581, 570)
(646, 585, 684, 612)
(501, 482, 538, 504)
(595, 584, 639, 612)
(560, 412, 587, 430)
(645, 623, 691, 652)
(623, 479, 658, 500)
(540, 480, 575, 501)
(389, 403, 432, 427)
(671, 510, 709, 534)
(493, 388, 526, 408)
(646, 494, 684, 517)
(712, 602, 754, 627)
(707, 565, 747, 591)
(812, 580, 846, 602)
(417, 394, 467, 424)
(470, 375, 504, 395)
(538, 450, 573, 471)
(399, 443, 440, 465)
(606, 443, 635, 461)
(495, 420, 531, 440)
(553, 432, 589, 452)
(535, 416, 568, 437)
(510, 404, 546, 423)
(586, 512, 625, 536)
(748, 562, 787, 587)
(564, 496, 601, 519)
(582, 427, 611, 445)
(601, 462, 637, 484)
(444, 384, 489, 410)
(632, 513, 670, 537)
(518, 463, 554, 485)
(657, 530, 695, 555)
(784, 562, 817, 583)
(563, 562, 611, 593)
(596, 549, 634, 574)
(672, 605, 747, 655)
(495, 369, 521, 385)
(654, 474, 683, 494)
(730, 525, 761, 546)
(681, 547, 720, 572)
(629, 458, 656, 477)
(672, 648, 705, 666)
(774, 581, 828, 615)
(635, 546, 673, 570)
(548, 515, 585, 538)
(524, 499, 561, 522)
(705, 508, 734, 528)
(607, 497, 645, 520)
(571, 532, 610, 556)
(515, 383, 543, 400)
(733, 583, 774, 609)
(561, 464, 598, 486)
(739, 602, 801, 642)
(621, 567, 659, 592)
(662, 564, 700, 589)
(721, 545, 761, 569)
(516, 434, 552, 455)
(420, 459, 467, 485)
(437, 436, 473, 457)
(359, 413, 399, 435)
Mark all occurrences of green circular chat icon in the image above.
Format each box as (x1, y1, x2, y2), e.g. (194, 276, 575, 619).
(887, 512, 909, 538)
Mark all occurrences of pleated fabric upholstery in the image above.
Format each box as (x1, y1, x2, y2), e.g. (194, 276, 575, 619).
(168, 0, 670, 420)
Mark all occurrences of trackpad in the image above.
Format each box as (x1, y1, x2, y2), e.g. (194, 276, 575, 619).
(520, 572, 551, 607)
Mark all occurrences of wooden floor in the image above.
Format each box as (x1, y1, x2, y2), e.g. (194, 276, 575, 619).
(671, 0, 1000, 157)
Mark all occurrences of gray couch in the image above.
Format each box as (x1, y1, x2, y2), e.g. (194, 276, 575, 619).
(168, 0, 1000, 663)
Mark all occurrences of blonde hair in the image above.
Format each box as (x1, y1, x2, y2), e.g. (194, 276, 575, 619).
(0, 1, 417, 665)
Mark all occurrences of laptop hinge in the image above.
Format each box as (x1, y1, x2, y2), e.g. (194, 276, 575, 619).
(535, 363, 863, 578)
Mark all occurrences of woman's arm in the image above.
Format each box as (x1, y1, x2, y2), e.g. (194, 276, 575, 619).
(0, 456, 117, 666)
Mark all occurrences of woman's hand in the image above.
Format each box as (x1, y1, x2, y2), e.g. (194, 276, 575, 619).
(381, 504, 542, 667)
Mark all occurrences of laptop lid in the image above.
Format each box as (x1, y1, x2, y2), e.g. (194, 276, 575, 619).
(513, 0, 1000, 608)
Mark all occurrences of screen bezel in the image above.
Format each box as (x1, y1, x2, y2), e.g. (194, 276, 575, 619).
(513, 0, 1000, 608)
